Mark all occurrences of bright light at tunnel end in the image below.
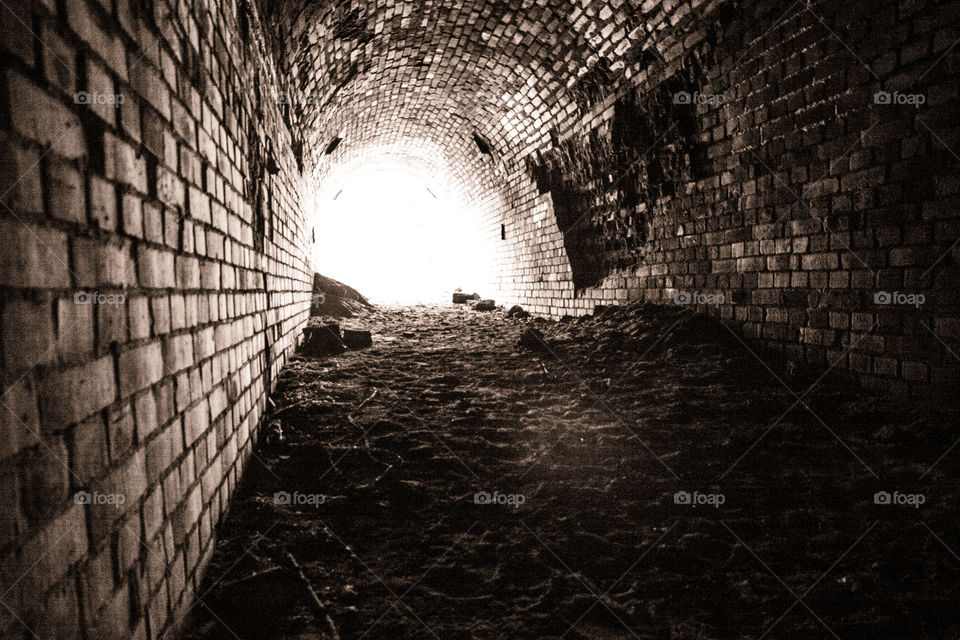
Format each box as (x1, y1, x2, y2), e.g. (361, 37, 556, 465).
(310, 165, 492, 305)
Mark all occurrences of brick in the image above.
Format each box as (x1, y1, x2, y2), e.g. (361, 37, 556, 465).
(130, 62, 170, 119)
(121, 96, 142, 143)
(30, 570, 82, 640)
(73, 238, 137, 288)
(0, 466, 20, 546)
(176, 256, 200, 289)
(137, 246, 176, 289)
(151, 296, 171, 335)
(143, 201, 164, 243)
(183, 399, 208, 446)
(37, 356, 116, 428)
(57, 296, 95, 363)
(83, 58, 118, 125)
(0, 136, 44, 215)
(89, 175, 118, 230)
(133, 390, 158, 441)
(118, 341, 163, 397)
(0, 0, 34, 66)
(187, 186, 210, 222)
(2, 297, 55, 370)
(43, 27, 77, 95)
(168, 295, 186, 331)
(45, 158, 87, 224)
(163, 206, 180, 248)
(142, 484, 165, 542)
(80, 544, 114, 625)
(104, 132, 148, 192)
(128, 296, 151, 340)
(114, 512, 141, 574)
(199, 260, 220, 289)
(89, 450, 147, 540)
(71, 413, 109, 484)
(66, 0, 127, 79)
(7, 70, 86, 159)
(97, 297, 127, 348)
(20, 437, 70, 527)
(156, 166, 185, 210)
(146, 420, 180, 484)
(170, 482, 202, 544)
(0, 219, 71, 288)
(15, 504, 87, 598)
(161, 333, 193, 374)
(86, 574, 131, 638)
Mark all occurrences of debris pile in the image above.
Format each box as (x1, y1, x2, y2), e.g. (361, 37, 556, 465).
(451, 289, 500, 312)
(300, 323, 346, 357)
(310, 272, 374, 317)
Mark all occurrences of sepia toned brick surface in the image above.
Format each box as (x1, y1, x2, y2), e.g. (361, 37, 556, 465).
(1, 0, 958, 638)
(0, 0, 311, 637)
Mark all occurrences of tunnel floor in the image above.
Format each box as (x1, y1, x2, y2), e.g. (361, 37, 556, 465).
(181, 304, 960, 640)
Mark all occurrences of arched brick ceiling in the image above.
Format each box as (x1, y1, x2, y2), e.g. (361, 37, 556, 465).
(256, 0, 690, 197)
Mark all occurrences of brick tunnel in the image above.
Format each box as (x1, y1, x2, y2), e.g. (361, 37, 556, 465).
(1, 0, 960, 638)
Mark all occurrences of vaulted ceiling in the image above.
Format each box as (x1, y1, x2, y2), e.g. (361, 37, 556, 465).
(255, 0, 699, 197)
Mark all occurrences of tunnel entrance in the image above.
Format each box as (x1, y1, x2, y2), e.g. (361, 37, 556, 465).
(311, 164, 490, 304)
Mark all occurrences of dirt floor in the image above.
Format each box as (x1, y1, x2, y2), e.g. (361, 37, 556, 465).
(180, 303, 960, 640)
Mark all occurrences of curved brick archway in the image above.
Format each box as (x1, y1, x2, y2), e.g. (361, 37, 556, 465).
(1, 0, 958, 638)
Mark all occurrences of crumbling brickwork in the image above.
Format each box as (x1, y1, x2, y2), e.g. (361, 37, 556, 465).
(260, 0, 958, 399)
(1, 0, 958, 635)
(493, 0, 960, 400)
(0, 0, 311, 638)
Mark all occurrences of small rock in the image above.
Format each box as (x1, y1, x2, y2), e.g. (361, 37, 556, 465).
(473, 299, 496, 311)
(452, 293, 471, 304)
(506, 305, 529, 318)
(517, 327, 550, 352)
(300, 324, 346, 356)
(342, 329, 372, 348)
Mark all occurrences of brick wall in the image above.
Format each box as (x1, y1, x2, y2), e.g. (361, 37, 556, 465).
(2, 0, 957, 633)
(491, 0, 960, 400)
(257, 0, 957, 399)
(0, 0, 311, 638)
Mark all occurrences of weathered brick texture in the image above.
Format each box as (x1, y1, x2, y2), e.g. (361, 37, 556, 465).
(263, 0, 958, 400)
(0, 0, 311, 638)
(2, 0, 959, 636)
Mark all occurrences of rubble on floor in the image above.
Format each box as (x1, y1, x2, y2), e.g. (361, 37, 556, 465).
(516, 327, 549, 352)
(452, 291, 479, 304)
(301, 323, 373, 356)
(310, 272, 374, 318)
(184, 302, 960, 640)
(506, 304, 530, 318)
(300, 323, 346, 356)
(472, 299, 496, 311)
(342, 329, 372, 349)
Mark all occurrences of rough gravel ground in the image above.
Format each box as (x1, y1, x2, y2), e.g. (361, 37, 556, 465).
(181, 303, 960, 640)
